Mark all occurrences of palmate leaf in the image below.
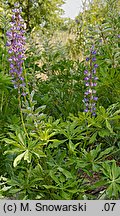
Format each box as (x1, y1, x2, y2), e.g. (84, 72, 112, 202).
(38, 129, 56, 141)
(101, 162, 120, 186)
(27, 139, 45, 149)
(13, 149, 33, 167)
(101, 162, 112, 178)
(106, 183, 119, 199)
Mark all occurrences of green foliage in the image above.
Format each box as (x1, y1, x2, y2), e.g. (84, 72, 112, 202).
(100, 161, 120, 199)
(0, 0, 65, 32)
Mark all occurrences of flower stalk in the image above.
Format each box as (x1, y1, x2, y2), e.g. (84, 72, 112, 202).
(83, 46, 98, 116)
(6, 3, 29, 139)
(6, 3, 26, 95)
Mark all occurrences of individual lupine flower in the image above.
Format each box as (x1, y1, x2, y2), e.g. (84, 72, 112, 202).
(86, 57, 90, 61)
(6, 3, 26, 95)
(91, 50, 97, 55)
(84, 70, 88, 75)
(92, 57, 96, 62)
(83, 46, 98, 116)
(94, 64, 98, 68)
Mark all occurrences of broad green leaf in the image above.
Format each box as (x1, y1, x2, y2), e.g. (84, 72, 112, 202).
(3, 138, 17, 145)
(58, 167, 73, 179)
(112, 162, 120, 179)
(89, 132, 97, 144)
(106, 120, 113, 133)
(48, 139, 67, 148)
(97, 147, 114, 160)
(68, 140, 75, 152)
(21, 108, 31, 114)
(13, 152, 26, 167)
(24, 150, 31, 163)
(7, 188, 22, 194)
(60, 190, 71, 199)
(7, 132, 17, 140)
(98, 129, 110, 137)
(32, 150, 46, 158)
(34, 105, 46, 114)
(18, 133, 25, 146)
(101, 162, 112, 178)
(59, 174, 66, 183)
(115, 177, 120, 184)
(43, 185, 58, 189)
(3, 138, 24, 149)
(49, 171, 60, 184)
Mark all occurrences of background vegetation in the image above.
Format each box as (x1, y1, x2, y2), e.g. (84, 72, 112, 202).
(0, 0, 120, 200)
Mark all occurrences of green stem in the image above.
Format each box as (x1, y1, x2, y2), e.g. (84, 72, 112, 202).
(23, 63, 38, 131)
(0, 91, 4, 112)
(23, 62, 31, 105)
(18, 91, 29, 139)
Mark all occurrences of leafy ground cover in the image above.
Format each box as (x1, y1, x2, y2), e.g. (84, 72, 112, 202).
(0, 0, 120, 200)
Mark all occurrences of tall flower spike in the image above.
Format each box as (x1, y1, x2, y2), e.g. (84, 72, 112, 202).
(83, 46, 98, 116)
(6, 3, 26, 95)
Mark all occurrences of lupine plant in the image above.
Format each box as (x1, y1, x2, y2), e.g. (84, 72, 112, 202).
(83, 46, 98, 116)
(6, 3, 26, 96)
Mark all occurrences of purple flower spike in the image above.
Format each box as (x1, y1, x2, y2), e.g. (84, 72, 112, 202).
(83, 45, 98, 116)
(7, 3, 26, 94)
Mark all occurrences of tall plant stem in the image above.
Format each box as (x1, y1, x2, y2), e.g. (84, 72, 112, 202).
(18, 91, 29, 139)
(23, 63, 38, 131)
